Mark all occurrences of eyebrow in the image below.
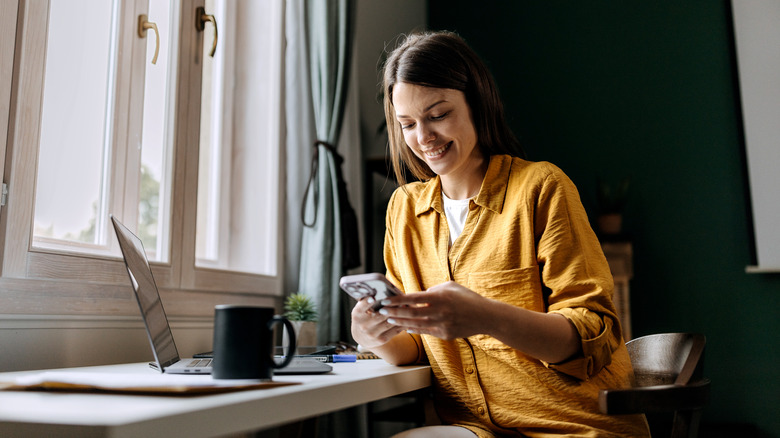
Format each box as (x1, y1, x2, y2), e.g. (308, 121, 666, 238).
(395, 99, 448, 119)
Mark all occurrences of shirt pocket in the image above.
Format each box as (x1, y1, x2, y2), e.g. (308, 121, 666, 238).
(467, 267, 545, 351)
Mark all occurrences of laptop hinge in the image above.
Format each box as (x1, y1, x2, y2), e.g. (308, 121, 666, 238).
(0, 183, 7, 207)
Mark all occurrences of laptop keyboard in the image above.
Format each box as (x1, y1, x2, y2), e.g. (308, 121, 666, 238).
(187, 359, 213, 367)
(181, 357, 329, 371)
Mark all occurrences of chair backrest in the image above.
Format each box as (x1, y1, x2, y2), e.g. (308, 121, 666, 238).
(600, 333, 710, 438)
(627, 332, 706, 387)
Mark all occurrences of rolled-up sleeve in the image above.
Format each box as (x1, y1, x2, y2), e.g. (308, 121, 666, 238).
(534, 167, 623, 380)
(546, 308, 621, 380)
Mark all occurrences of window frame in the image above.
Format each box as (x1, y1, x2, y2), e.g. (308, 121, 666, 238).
(0, 0, 19, 223)
(0, 0, 284, 316)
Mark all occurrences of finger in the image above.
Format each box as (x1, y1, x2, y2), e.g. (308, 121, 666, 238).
(379, 303, 436, 322)
(386, 316, 436, 331)
(351, 299, 372, 317)
(362, 297, 379, 314)
(380, 292, 436, 308)
(401, 322, 440, 338)
(396, 318, 451, 339)
(392, 318, 436, 334)
(358, 307, 400, 329)
(352, 296, 380, 314)
(363, 319, 405, 341)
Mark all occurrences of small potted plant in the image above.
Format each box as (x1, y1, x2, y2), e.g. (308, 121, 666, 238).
(596, 177, 630, 236)
(282, 293, 318, 352)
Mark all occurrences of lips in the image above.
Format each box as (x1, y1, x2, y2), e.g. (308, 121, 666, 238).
(421, 142, 451, 158)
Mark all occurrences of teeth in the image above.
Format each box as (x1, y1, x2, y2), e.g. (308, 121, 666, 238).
(424, 143, 450, 157)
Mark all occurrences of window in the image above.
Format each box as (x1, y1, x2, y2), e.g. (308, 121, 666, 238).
(33, 0, 174, 261)
(0, 0, 284, 312)
(194, 0, 283, 277)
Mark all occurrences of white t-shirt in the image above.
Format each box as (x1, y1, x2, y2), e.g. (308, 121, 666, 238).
(442, 191, 471, 246)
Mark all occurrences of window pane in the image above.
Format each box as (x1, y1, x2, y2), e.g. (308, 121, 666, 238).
(195, 0, 282, 275)
(196, 0, 221, 264)
(139, 0, 177, 262)
(33, 0, 116, 250)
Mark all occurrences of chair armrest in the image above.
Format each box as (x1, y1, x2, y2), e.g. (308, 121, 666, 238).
(598, 379, 711, 415)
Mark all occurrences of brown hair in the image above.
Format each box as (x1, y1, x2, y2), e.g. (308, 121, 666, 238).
(382, 31, 524, 185)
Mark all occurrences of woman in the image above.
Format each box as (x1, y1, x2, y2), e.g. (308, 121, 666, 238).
(351, 31, 650, 437)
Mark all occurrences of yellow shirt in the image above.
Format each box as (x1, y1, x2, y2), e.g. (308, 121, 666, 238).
(384, 155, 649, 437)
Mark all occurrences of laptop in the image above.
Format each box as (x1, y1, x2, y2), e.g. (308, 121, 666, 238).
(110, 215, 332, 375)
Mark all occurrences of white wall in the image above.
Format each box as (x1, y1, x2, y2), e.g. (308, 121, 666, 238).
(731, 1, 780, 271)
(0, 316, 213, 372)
(0, 290, 278, 373)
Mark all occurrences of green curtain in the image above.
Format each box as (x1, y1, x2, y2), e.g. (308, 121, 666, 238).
(298, 0, 356, 347)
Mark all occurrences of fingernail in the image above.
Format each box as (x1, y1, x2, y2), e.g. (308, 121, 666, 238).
(380, 299, 392, 306)
(367, 297, 375, 304)
(387, 318, 397, 325)
(378, 308, 388, 315)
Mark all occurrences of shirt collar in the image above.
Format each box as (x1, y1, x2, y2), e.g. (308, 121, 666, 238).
(414, 154, 511, 216)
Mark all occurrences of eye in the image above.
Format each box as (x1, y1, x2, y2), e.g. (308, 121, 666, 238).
(431, 111, 450, 121)
(399, 121, 415, 130)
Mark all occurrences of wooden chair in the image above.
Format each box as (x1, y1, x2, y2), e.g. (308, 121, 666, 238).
(599, 333, 711, 438)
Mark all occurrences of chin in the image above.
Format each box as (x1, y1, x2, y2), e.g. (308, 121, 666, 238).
(426, 163, 454, 177)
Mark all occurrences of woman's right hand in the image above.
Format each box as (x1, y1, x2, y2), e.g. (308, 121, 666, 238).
(350, 297, 406, 351)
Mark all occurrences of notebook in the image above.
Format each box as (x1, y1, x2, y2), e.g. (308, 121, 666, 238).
(110, 215, 332, 375)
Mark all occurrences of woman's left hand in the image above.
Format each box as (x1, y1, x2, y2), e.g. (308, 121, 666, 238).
(378, 281, 490, 340)
(380, 280, 581, 363)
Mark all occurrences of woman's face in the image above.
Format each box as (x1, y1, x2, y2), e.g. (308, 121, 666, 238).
(392, 83, 481, 182)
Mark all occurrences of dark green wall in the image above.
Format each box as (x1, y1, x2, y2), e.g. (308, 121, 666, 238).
(428, 1, 779, 435)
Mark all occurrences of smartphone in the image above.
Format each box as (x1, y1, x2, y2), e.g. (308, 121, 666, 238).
(339, 273, 402, 311)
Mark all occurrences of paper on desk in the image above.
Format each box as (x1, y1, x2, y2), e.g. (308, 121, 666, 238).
(0, 371, 300, 395)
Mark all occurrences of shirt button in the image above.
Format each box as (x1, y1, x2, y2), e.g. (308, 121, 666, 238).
(465, 366, 474, 374)
(477, 406, 486, 415)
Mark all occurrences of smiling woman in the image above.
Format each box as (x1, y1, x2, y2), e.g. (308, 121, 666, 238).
(351, 31, 651, 438)
(392, 84, 483, 200)
(383, 34, 525, 196)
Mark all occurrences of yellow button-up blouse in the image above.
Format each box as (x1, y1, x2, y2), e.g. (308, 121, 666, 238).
(383, 155, 649, 437)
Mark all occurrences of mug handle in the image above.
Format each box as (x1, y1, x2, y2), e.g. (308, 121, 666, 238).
(269, 316, 296, 369)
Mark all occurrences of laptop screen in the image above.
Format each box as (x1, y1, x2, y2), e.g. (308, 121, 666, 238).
(111, 216, 180, 369)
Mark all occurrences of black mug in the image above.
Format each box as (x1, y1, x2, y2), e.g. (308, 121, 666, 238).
(212, 305, 296, 380)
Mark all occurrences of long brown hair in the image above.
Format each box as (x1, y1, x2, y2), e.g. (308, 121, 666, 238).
(382, 31, 524, 185)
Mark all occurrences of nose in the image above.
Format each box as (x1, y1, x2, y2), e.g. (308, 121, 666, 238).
(417, 123, 436, 145)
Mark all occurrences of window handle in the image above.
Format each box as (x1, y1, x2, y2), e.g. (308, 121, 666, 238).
(196, 6, 218, 57)
(138, 14, 160, 65)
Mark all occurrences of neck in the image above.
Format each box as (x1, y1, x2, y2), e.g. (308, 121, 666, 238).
(441, 155, 489, 200)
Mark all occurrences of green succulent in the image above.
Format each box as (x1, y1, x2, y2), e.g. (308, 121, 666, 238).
(283, 293, 318, 322)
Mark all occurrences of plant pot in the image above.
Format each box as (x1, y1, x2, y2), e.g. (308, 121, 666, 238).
(282, 321, 317, 354)
(597, 213, 623, 235)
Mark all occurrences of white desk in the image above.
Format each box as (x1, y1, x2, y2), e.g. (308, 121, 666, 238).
(0, 360, 431, 438)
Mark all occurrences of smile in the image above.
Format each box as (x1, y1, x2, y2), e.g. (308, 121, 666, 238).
(422, 142, 451, 158)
